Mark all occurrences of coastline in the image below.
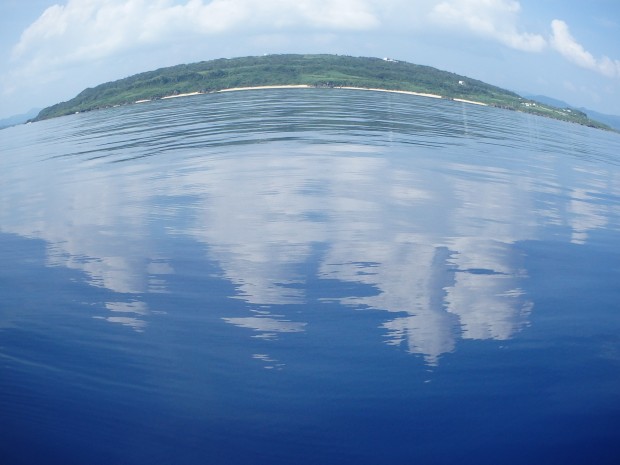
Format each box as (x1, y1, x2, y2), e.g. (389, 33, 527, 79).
(338, 86, 443, 100)
(161, 91, 204, 99)
(453, 97, 488, 106)
(217, 85, 311, 93)
(146, 84, 488, 107)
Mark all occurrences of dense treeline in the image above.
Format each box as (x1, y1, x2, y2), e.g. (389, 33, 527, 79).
(33, 54, 610, 129)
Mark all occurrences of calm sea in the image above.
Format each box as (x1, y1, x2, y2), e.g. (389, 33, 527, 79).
(1, 88, 620, 464)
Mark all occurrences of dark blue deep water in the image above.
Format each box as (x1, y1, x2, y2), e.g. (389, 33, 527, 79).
(1, 88, 620, 464)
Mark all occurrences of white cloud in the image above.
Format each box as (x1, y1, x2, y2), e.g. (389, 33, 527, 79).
(12, 0, 552, 73)
(550, 19, 620, 78)
(429, 0, 546, 52)
(12, 0, 150, 73)
(12, 0, 380, 66)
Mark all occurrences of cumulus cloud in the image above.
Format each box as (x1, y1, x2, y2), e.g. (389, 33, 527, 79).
(13, 0, 556, 71)
(10, 0, 620, 80)
(429, 0, 546, 52)
(550, 19, 620, 78)
(11, 0, 380, 66)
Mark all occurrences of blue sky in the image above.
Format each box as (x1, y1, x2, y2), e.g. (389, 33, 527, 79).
(1, 0, 619, 119)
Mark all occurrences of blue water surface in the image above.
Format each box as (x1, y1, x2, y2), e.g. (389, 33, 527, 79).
(1, 89, 620, 464)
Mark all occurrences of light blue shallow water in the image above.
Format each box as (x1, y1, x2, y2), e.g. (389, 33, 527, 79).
(1, 88, 620, 464)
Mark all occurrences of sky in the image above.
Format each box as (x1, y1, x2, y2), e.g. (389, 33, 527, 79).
(1, 0, 619, 119)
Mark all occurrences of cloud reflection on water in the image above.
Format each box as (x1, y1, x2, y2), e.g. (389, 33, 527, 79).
(1, 99, 619, 365)
(175, 148, 537, 364)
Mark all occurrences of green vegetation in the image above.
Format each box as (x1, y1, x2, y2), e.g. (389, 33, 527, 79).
(33, 54, 611, 129)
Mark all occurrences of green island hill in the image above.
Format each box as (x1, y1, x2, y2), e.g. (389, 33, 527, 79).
(33, 54, 611, 130)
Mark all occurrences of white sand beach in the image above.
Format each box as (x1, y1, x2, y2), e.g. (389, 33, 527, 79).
(452, 98, 488, 106)
(217, 85, 311, 93)
(140, 85, 488, 107)
(338, 86, 443, 99)
(161, 91, 204, 99)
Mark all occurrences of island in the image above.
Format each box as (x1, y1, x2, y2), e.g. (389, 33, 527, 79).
(33, 54, 610, 130)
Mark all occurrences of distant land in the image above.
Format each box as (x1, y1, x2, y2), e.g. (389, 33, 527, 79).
(0, 108, 40, 129)
(524, 94, 620, 132)
(32, 54, 612, 130)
